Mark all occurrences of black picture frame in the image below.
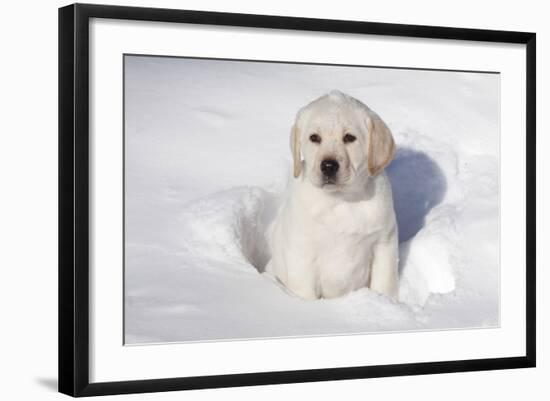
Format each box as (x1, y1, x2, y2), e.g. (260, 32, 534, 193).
(58, 3, 536, 397)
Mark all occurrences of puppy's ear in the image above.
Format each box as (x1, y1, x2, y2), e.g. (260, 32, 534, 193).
(366, 112, 395, 176)
(290, 124, 302, 178)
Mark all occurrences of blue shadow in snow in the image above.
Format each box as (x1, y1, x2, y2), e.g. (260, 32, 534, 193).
(386, 146, 447, 244)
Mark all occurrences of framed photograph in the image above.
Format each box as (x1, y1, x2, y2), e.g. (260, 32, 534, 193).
(58, 3, 536, 397)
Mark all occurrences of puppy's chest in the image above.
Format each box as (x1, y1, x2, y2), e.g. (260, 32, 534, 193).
(306, 200, 384, 237)
(301, 202, 378, 284)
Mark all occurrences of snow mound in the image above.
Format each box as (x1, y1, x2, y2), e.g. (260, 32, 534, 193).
(398, 213, 457, 305)
(178, 186, 276, 273)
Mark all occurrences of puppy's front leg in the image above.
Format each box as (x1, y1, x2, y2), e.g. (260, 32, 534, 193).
(369, 238, 398, 298)
(287, 268, 320, 301)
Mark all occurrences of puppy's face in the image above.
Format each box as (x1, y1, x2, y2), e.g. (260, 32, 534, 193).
(291, 91, 395, 192)
(299, 99, 365, 190)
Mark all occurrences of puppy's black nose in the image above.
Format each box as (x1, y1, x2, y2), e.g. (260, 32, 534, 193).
(320, 159, 339, 177)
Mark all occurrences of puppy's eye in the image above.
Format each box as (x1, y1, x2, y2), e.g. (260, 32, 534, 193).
(343, 133, 356, 143)
(309, 134, 321, 144)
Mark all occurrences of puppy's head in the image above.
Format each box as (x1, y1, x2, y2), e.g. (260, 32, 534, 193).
(290, 90, 395, 192)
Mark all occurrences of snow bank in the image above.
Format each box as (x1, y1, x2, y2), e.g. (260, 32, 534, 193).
(124, 56, 499, 343)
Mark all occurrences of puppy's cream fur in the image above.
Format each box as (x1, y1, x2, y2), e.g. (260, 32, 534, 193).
(266, 91, 398, 300)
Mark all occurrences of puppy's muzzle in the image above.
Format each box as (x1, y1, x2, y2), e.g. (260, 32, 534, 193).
(320, 159, 339, 177)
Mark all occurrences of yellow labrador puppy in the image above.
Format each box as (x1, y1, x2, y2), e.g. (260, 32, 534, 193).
(266, 90, 398, 300)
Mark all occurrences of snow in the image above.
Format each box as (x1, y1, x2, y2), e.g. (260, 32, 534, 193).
(124, 55, 499, 344)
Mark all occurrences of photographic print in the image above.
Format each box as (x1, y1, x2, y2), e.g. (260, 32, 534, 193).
(123, 55, 500, 344)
